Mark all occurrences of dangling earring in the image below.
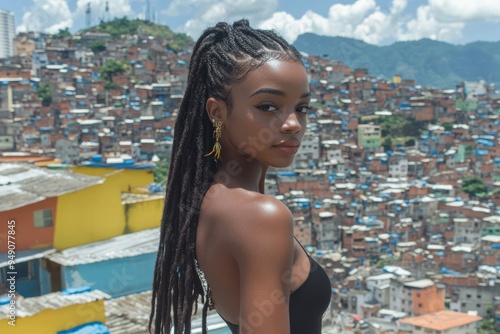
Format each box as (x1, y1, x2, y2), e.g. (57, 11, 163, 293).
(205, 119, 223, 162)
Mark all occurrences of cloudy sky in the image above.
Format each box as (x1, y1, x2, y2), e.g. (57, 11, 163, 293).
(3, 0, 500, 45)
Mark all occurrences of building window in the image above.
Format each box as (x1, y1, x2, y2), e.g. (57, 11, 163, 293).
(1, 261, 32, 280)
(418, 303, 422, 308)
(34, 209, 53, 228)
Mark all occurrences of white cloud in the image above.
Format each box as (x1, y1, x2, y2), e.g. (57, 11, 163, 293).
(398, 5, 465, 42)
(166, 0, 279, 38)
(17, 0, 73, 34)
(396, 1, 500, 42)
(428, 0, 500, 22)
(17, 0, 136, 34)
(260, 0, 397, 44)
(260, 0, 500, 45)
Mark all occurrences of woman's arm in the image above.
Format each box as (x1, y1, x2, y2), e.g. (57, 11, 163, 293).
(230, 195, 294, 334)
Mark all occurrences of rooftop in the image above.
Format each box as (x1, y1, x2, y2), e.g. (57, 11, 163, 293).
(398, 310, 482, 330)
(0, 163, 103, 211)
(404, 279, 435, 289)
(0, 289, 109, 320)
(46, 227, 159, 266)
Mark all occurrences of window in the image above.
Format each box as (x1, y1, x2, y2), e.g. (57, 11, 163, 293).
(34, 209, 53, 228)
(1, 261, 33, 280)
(418, 303, 422, 308)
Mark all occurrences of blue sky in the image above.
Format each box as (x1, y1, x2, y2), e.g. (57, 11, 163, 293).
(2, 0, 500, 45)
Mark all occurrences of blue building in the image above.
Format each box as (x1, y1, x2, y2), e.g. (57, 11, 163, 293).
(46, 228, 158, 298)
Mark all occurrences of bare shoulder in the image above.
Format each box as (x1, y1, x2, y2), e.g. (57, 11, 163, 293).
(202, 184, 294, 258)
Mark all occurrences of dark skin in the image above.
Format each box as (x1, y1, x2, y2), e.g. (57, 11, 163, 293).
(196, 59, 312, 333)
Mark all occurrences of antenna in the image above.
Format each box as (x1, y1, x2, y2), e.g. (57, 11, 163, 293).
(105, 1, 110, 22)
(146, 0, 151, 22)
(85, 2, 91, 28)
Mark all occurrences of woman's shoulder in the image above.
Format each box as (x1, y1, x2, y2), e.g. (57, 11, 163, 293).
(202, 184, 293, 243)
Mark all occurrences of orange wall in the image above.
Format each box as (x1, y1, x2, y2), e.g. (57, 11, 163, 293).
(412, 286, 445, 315)
(0, 198, 57, 252)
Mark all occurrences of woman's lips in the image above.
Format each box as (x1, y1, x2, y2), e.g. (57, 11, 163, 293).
(273, 144, 299, 155)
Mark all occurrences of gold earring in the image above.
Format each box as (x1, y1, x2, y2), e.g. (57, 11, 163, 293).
(204, 120, 223, 161)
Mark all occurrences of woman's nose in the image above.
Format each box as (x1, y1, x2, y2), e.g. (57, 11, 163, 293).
(281, 111, 303, 134)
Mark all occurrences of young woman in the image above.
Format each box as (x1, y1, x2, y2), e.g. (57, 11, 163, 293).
(149, 20, 331, 334)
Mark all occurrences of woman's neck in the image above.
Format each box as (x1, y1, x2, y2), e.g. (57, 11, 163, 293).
(214, 155, 268, 193)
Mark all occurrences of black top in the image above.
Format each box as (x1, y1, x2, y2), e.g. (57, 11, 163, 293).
(222, 239, 331, 333)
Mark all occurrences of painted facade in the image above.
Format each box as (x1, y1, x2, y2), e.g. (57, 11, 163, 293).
(0, 289, 109, 333)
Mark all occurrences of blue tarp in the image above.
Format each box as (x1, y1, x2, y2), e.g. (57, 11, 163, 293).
(62, 286, 92, 295)
(0, 296, 11, 306)
(57, 322, 109, 334)
(477, 139, 494, 147)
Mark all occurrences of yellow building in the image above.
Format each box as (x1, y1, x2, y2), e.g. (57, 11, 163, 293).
(0, 162, 163, 252)
(0, 289, 109, 333)
(54, 165, 163, 250)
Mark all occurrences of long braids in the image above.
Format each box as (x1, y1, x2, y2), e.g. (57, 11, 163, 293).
(149, 19, 302, 334)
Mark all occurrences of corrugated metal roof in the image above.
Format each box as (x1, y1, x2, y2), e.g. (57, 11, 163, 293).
(104, 290, 223, 334)
(0, 289, 110, 320)
(46, 228, 160, 266)
(105, 290, 151, 333)
(0, 247, 55, 268)
(0, 163, 104, 211)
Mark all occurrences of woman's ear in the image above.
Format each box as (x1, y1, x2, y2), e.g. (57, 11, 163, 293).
(206, 97, 227, 123)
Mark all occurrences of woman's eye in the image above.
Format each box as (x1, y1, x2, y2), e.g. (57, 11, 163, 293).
(297, 105, 312, 113)
(256, 104, 278, 112)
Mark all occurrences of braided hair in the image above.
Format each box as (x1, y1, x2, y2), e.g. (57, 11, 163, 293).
(149, 19, 303, 334)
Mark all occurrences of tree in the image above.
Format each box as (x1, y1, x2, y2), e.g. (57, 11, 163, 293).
(37, 84, 52, 107)
(382, 136, 393, 152)
(440, 122, 453, 131)
(380, 115, 427, 138)
(154, 157, 170, 184)
(99, 60, 129, 87)
(462, 177, 488, 199)
(478, 305, 500, 334)
(90, 40, 106, 54)
(52, 28, 71, 39)
(405, 138, 416, 147)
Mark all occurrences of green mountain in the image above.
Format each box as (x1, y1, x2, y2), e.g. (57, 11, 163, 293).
(293, 33, 500, 88)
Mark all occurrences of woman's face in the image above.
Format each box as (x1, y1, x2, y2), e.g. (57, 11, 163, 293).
(216, 59, 310, 168)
